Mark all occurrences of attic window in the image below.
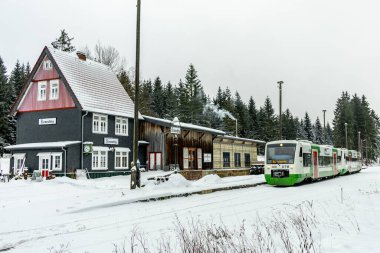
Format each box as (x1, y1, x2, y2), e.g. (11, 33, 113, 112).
(49, 79, 59, 100)
(43, 60, 52, 70)
(37, 81, 47, 101)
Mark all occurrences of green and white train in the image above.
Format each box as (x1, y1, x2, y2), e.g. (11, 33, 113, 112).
(264, 140, 361, 186)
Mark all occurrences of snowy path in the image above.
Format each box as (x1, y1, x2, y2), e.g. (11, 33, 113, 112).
(0, 168, 380, 252)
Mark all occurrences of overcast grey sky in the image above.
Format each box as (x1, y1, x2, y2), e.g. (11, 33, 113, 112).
(1, 0, 379, 124)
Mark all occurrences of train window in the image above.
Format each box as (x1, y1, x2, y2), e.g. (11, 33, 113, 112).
(299, 147, 303, 157)
(303, 153, 310, 167)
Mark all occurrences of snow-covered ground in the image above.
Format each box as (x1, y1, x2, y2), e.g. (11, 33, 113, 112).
(0, 167, 379, 252)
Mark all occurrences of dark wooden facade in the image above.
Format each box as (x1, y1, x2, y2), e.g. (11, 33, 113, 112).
(139, 120, 216, 171)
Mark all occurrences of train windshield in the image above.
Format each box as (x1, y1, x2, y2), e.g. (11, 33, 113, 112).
(266, 143, 297, 164)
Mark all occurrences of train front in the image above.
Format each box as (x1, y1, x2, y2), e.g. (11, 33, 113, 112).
(264, 140, 305, 186)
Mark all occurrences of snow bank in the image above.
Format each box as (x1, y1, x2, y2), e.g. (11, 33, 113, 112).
(193, 174, 221, 186)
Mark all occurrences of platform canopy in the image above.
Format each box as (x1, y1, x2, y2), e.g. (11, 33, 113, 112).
(4, 141, 81, 150)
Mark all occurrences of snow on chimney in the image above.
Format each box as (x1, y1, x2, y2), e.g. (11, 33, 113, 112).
(76, 51, 86, 61)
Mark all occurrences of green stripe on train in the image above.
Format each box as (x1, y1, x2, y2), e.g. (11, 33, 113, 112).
(265, 174, 306, 186)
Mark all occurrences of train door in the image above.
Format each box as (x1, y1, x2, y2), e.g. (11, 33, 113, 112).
(333, 152, 337, 175)
(313, 150, 318, 179)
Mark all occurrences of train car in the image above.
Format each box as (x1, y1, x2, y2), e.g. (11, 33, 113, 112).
(348, 150, 361, 173)
(264, 140, 360, 186)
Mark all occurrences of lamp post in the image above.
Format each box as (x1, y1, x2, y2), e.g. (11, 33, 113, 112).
(344, 123, 348, 150)
(277, 81, 284, 140)
(171, 117, 181, 171)
(322, 110, 326, 144)
(131, 0, 141, 189)
(235, 118, 238, 137)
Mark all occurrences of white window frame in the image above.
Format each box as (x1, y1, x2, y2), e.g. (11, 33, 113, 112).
(115, 117, 128, 136)
(13, 153, 26, 170)
(93, 114, 108, 134)
(51, 152, 62, 171)
(114, 148, 130, 169)
(49, 79, 60, 100)
(92, 146, 108, 170)
(43, 60, 52, 70)
(37, 153, 51, 171)
(37, 81, 47, 101)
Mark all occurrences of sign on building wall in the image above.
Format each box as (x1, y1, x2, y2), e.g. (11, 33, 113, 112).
(170, 126, 181, 134)
(204, 153, 212, 163)
(38, 118, 57, 125)
(104, 137, 119, 145)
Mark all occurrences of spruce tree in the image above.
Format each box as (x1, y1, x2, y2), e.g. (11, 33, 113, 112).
(234, 92, 249, 137)
(183, 64, 205, 124)
(117, 68, 134, 99)
(163, 82, 177, 119)
(247, 96, 258, 138)
(303, 112, 313, 141)
(257, 97, 277, 142)
(152, 77, 164, 117)
(325, 123, 334, 145)
(51, 29, 76, 52)
(282, 109, 296, 140)
(313, 117, 323, 144)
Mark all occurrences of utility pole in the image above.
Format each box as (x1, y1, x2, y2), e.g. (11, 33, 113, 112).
(322, 110, 326, 144)
(277, 81, 284, 140)
(358, 131, 361, 162)
(344, 122, 348, 150)
(131, 0, 141, 189)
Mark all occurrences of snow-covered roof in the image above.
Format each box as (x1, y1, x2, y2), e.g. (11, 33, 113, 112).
(215, 135, 266, 144)
(4, 141, 81, 150)
(47, 47, 141, 119)
(143, 115, 226, 135)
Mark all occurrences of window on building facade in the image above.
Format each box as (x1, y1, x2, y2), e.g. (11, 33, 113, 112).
(37, 81, 47, 101)
(38, 154, 51, 170)
(93, 114, 108, 134)
(92, 147, 108, 170)
(52, 153, 62, 170)
(244, 153, 251, 167)
(115, 149, 129, 169)
(115, 117, 128, 136)
(49, 79, 59, 100)
(13, 154, 25, 171)
(234, 153, 241, 167)
(223, 152, 230, 167)
(43, 60, 52, 70)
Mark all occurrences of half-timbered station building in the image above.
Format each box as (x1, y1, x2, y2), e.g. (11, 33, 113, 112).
(5, 46, 139, 178)
(139, 116, 225, 171)
(139, 116, 265, 171)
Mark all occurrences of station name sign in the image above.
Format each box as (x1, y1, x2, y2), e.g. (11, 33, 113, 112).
(104, 137, 119, 145)
(171, 126, 181, 134)
(38, 118, 57, 125)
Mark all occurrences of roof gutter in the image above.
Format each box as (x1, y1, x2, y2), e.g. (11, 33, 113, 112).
(61, 146, 67, 177)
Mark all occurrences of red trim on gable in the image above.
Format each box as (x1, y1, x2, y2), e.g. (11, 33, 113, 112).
(17, 106, 77, 114)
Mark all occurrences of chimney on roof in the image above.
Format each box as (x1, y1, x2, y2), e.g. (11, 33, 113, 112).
(76, 51, 86, 61)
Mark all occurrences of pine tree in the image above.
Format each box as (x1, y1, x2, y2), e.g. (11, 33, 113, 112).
(257, 97, 277, 142)
(313, 117, 323, 144)
(163, 82, 177, 119)
(303, 112, 313, 141)
(117, 68, 134, 99)
(151, 77, 164, 117)
(282, 109, 296, 140)
(234, 92, 249, 137)
(138, 80, 154, 116)
(183, 64, 205, 124)
(9, 61, 25, 96)
(297, 119, 307, 140)
(0, 56, 13, 147)
(51, 29, 76, 52)
(332, 92, 354, 149)
(247, 96, 258, 138)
